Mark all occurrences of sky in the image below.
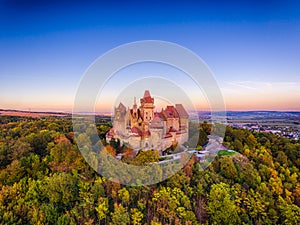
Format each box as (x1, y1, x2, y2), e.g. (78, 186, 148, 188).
(0, 0, 300, 112)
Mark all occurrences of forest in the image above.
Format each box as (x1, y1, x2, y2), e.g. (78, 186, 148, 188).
(0, 115, 300, 225)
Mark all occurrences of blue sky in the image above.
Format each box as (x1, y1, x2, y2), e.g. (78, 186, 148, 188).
(0, 0, 299, 111)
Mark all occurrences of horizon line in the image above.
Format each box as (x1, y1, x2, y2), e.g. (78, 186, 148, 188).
(1, 108, 300, 115)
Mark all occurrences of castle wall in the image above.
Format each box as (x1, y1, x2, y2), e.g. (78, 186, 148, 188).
(163, 137, 174, 149)
(122, 136, 141, 149)
(149, 128, 163, 150)
(180, 118, 189, 132)
(166, 118, 179, 131)
(114, 120, 126, 135)
(176, 132, 188, 144)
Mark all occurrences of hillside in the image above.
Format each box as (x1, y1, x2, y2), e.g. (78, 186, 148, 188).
(0, 116, 300, 224)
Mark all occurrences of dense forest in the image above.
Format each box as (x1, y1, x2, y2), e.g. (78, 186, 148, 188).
(0, 116, 300, 225)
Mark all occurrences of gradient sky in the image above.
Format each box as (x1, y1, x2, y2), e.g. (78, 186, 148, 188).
(0, 0, 299, 112)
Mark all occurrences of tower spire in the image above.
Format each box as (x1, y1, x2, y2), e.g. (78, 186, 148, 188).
(133, 96, 137, 111)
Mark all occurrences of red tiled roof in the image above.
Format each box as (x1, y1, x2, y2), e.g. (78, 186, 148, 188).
(158, 110, 166, 121)
(131, 127, 142, 136)
(140, 90, 154, 104)
(175, 104, 189, 118)
(144, 90, 151, 98)
(144, 96, 154, 103)
(164, 133, 172, 138)
(142, 130, 151, 136)
(163, 106, 179, 118)
(150, 113, 163, 128)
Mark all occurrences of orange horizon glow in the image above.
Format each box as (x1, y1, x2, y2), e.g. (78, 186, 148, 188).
(2, 85, 300, 113)
(2, 101, 300, 113)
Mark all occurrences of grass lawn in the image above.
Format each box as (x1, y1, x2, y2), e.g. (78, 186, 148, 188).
(217, 150, 237, 156)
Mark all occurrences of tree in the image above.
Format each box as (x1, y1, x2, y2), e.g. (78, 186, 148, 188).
(96, 197, 109, 222)
(276, 151, 288, 166)
(0, 143, 9, 168)
(219, 156, 238, 180)
(48, 141, 84, 172)
(244, 189, 267, 223)
(109, 137, 120, 151)
(111, 203, 130, 225)
(130, 208, 144, 225)
(238, 162, 261, 189)
(43, 173, 78, 208)
(278, 196, 300, 225)
(135, 150, 159, 165)
(25, 130, 53, 156)
(206, 182, 240, 224)
(198, 128, 208, 146)
(151, 187, 196, 224)
(10, 139, 33, 161)
(57, 214, 72, 225)
(76, 133, 92, 150)
(233, 139, 243, 152)
(118, 187, 130, 206)
(78, 180, 95, 223)
(103, 144, 116, 157)
(245, 132, 257, 149)
(41, 203, 59, 225)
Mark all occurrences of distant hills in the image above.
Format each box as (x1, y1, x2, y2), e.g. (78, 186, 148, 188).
(197, 110, 300, 119)
(1, 109, 299, 121)
(225, 111, 300, 118)
(0, 109, 70, 118)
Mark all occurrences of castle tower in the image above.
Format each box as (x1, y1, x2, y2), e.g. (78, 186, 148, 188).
(114, 102, 127, 134)
(133, 97, 137, 113)
(140, 90, 155, 123)
(149, 113, 164, 150)
(130, 97, 140, 128)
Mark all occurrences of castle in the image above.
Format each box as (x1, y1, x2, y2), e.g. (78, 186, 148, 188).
(106, 90, 189, 151)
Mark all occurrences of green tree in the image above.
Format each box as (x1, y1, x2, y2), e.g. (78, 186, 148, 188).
(244, 189, 267, 223)
(10, 139, 33, 161)
(206, 182, 240, 224)
(219, 156, 238, 180)
(276, 151, 288, 166)
(111, 203, 130, 225)
(278, 196, 300, 225)
(96, 197, 109, 222)
(118, 187, 130, 206)
(130, 208, 144, 225)
(135, 150, 159, 165)
(152, 187, 196, 224)
(43, 173, 78, 208)
(0, 143, 9, 168)
(26, 130, 53, 156)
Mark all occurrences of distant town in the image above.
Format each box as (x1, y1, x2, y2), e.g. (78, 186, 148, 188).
(198, 111, 300, 140)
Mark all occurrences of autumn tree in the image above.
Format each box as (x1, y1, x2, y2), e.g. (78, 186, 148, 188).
(206, 182, 240, 224)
